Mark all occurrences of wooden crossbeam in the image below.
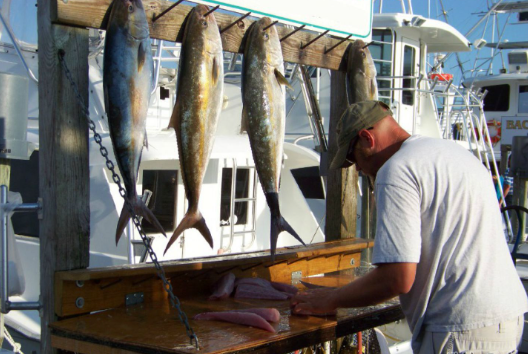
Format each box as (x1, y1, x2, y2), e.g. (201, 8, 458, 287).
(54, 0, 352, 71)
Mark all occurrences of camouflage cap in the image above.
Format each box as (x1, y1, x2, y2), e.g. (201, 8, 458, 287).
(330, 100, 393, 169)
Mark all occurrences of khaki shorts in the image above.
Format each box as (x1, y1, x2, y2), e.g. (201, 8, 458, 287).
(417, 316, 524, 354)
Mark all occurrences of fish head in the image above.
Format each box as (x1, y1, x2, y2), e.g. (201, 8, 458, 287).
(245, 17, 282, 67)
(347, 39, 377, 79)
(184, 5, 222, 52)
(109, 0, 149, 40)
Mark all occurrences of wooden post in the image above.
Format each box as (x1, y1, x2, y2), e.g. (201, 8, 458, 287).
(325, 70, 357, 241)
(38, 0, 90, 353)
(0, 159, 9, 188)
(360, 176, 376, 263)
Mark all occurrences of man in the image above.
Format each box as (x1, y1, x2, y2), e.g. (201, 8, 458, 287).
(291, 101, 527, 353)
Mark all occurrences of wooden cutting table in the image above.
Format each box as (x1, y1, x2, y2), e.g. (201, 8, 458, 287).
(50, 239, 404, 354)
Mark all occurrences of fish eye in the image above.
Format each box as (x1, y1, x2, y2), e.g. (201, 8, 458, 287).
(263, 32, 269, 40)
(361, 52, 366, 58)
(128, 5, 134, 13)
(201, 20, 208, 27)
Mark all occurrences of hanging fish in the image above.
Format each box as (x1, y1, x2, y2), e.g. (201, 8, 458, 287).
(241, 17, 305, 260)
(103, 0, 165, 244)
(165, 4, 224, 254)
(346, 39, 378, 104)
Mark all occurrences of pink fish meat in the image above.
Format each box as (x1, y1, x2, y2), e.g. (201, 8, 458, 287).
(209, 273, 236, 300)
(235, 283, 288, 300)
(235, 277, 274, 289)
(235, 278, 296, 298)
(270, 281, 298, 296)
(193, 311, 276, 332)
(230, 308, 281, 322)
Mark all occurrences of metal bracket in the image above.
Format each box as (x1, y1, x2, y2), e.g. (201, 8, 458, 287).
(125, 292, 144, 306)
(291, 271, 302, 280)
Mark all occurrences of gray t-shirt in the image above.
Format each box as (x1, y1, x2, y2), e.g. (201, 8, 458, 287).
(372, 135, 528, 348)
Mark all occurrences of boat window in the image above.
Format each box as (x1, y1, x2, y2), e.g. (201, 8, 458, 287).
(291, 167, 325, 199)
(519, 85, 528, 113)
(402, 45, 416, 106)
(482, 84, 510, 112)
(371, 29, 394, 105)
(9, 150, 39, 237)
(141, 170, 178, 233)
(220, 168, 250, 226)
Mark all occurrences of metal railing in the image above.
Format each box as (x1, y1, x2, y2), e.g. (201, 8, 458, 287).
(0, 185, 41, 314)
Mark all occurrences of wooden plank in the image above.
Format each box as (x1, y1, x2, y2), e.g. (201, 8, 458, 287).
(0, 159, 9, 187)
(38, 0, 90, 352)
(55, 0, 351, 71)
(56, 252, 361, 317)
(51, 336, 142, 354)
(55, 238, 371, 281)
(50, 298, 402, 354)
(325, 70, 358, 241)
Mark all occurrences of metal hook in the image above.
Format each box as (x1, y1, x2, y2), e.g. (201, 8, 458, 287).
(280, 24, 305, 42)
(324, 34, 352, 54)
(152, 0, 184, 22)
(263, 20, 279, 31)
(300, 30, 329, 50)
(220, 12, 251, 34)
(203, 5, 220, 17)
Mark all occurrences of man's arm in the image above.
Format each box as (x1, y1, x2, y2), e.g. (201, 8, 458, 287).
(290, 262, 416, 315)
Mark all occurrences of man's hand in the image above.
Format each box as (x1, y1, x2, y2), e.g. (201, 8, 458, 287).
(290, 288, 338, 316)
(290, 263, 416, 316)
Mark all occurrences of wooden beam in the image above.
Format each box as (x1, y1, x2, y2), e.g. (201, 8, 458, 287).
(325, 70, 357, 241)
(55, 0, 351, 71)
(38, 0, 90, 352)
(56, 252, 361, 317)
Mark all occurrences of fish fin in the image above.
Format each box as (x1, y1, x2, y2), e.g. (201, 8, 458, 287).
(136, 200, 166, 237)
(212, 57, 220, 86)
(274, 68, 292, 90)
(138, 41, 146, 72)
(194, 214, 214, 248)
(115, 204, 131, 245)
(240, 105, 248, 133)
(266, 192, 305, 261)
(164, 211, 213, 254)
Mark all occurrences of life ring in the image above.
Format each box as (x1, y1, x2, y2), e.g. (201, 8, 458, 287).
(429, 73, 453, 81)
(474, 120, 501, 144)
(487, 120, 501, 144)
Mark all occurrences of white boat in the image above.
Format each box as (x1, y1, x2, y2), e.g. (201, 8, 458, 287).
(1, 1, 517, 353)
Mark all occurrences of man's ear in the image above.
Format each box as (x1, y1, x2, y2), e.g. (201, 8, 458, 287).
(358, 129, 375, 148)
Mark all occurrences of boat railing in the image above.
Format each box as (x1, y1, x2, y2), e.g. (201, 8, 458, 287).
(219, 160, 258, 254)
(0, 185, 41, 313)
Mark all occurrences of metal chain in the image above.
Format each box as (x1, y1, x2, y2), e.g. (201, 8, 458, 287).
(58, 51, 199, 349)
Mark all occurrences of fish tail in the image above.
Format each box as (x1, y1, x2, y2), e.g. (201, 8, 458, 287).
(164, 211, 213, 254)
(116, 203, 131, 245)
(267, 193, 306, 261)
(115, 198, 167, 245)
